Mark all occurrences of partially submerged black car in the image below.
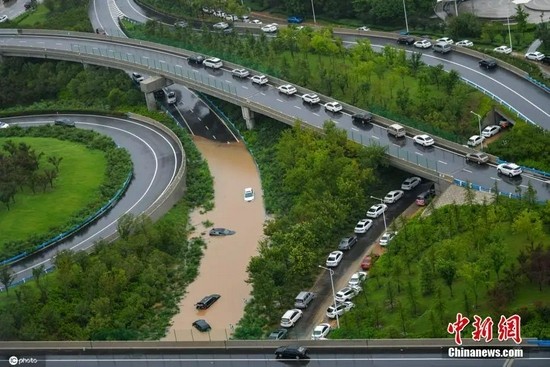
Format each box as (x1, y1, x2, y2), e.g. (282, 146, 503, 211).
(209, 228, 236, 236)
(195, 294, 221, 310)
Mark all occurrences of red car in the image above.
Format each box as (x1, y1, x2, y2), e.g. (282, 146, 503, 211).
(361, 255, 372, 271)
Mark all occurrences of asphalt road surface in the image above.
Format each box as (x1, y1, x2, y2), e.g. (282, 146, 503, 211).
(1, 114, 182, 284)
(1, 33, 548, 201)
(1, 349, 549, 366)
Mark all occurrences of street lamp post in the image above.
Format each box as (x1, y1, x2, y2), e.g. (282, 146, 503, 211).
(370, 196, 387, 231)
(402, 0, 409, 34)
(310, 0, 317, 24)
(470, 111, 483, 150)
(319, 265, 339, 329)
(507, 2, 513, 50)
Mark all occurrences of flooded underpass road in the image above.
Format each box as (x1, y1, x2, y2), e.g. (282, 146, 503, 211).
(164, 138, 265, 341)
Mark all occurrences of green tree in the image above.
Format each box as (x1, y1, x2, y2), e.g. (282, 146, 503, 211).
(0, 266, 15, 294)
(437, 258, 457, 297)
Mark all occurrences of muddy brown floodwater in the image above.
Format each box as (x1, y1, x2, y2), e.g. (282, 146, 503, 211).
(164, 137, 266, 342)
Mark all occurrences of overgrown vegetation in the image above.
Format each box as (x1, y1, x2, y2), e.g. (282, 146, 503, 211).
(330, 191, 550, 339)
(0, 0, 91, 31)
(0, 127, 132, 261)
(486, 121, 550, 172)
(123, 20, 495, 142)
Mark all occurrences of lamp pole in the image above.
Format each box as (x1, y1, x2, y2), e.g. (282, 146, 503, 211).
(507, 2, 513, 50)
(310, 0, 317, 24)
(319, 265, 339, 329)
(370, 196, 387, 231)
(470, 111, 483, 150)
(402, 0, 409, 34)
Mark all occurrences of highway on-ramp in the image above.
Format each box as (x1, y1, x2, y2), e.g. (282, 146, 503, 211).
(0, 114, 182, 284)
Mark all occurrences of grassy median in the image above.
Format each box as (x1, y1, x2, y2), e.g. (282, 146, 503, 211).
(0, 137, 107, 250)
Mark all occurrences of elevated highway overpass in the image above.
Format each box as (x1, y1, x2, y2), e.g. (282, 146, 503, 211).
(0, 29, 549, 201)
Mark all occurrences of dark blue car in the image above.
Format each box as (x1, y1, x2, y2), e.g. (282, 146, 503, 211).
(287, 16, 304, 24)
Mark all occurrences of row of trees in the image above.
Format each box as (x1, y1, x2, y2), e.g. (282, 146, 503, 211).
(0, 58, 144, 111)
(0, 140, 62, 210)
(0, 212, 206, 340)
(226, 119, 387, 339)
(131, 21, 491, 140)
(330, 188, 550, 339)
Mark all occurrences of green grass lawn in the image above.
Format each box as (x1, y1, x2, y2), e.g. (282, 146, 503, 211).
(13, 5, 51, 26)
(0, 137, 106, 250)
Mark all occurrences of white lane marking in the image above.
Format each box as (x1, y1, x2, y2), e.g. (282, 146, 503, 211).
(463, 168, 473, 173)
(15, 116, 180, 275)
(313, 113, 320, 116)
(197, 117, 202, 121)
(205, 125, 209, 130)
(392, 144, 401, 148)
(520, 184, 529, 188)
(260, 92, 266, 96)
(175, 107, 194, 135)
(225, 80, 232, 84)
(241, 86, 248, 89)
(438, 160, 447, 165)
(124, 0, 152, 20)
(415, 152, 423, 156)
(294, 106, 302, 109)
(490, 177, 501, 181)
(277, 98, 284, 103)
(175, 64, 182, 68)
(372, 135, 379, 139)
(366, 43, 550, 119)
(351, 127, 359, 132)
(41, 357, 550, 362)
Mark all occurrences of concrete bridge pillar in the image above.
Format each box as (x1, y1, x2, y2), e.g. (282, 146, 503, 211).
(145, 92, 157, 111)
(241, 106, 255, 130)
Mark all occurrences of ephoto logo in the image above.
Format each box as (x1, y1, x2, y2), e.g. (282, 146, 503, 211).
(8, 357, 18, 366)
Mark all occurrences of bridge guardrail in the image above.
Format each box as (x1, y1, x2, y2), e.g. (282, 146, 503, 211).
(0, 338, 538, 352)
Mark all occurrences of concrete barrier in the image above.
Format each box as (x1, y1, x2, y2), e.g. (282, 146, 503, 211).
(0, 338, 539, 353)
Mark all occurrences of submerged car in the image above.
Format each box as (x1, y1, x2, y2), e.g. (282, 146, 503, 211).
(209, 228, 236, 236)
(244, 187, 255, 202)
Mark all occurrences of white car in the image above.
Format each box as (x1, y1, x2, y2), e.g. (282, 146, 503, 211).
(525, 51, 545, 61)
(278, 84, 297, 95)
(311, 323, 331, 340)
(326, 301, 354, 318)
(414, 40, 432, 49)
(357, 26, 370, 31)
(280, 309, 303, 328)
(0, 122, 10, 129)
(401, 177, 421, 190)
(348, 272, 367, 287)
(497, 163, 522, 177)
(0, 15, 8, 23)
(302, 93, 320, 104)
(203, 57, 223, 69)
(436, 37, 454, 45)
(467, 135, 485, 147)
(326, 251, 344, 267)
(335, 286, 362, 303)
(251, 75, 269, 85)
(325, 102, 343, 113)
(366, 203, 387, 218)
(244, 187, 255, 202)
(494, 45, 512, 54)
(413, 134, 435, 147)
(251, 19, 263, 25)
(456, 40, 474, 47)
(354, 219, 373, 234)
(384, 190, 404, 204)
(380, 231, 397, 246)
(482, 125, 501, 138)
(165, 89, 177, 104)
(213, 22, 229, 30)
(261, 23, 278, 33)
(131, 72, 145, 83)
(232, 68, 249, 78)
(225, 14, 239, 21)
